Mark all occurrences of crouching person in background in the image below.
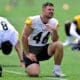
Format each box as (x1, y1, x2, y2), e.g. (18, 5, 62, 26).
(0, 17, 24, 67)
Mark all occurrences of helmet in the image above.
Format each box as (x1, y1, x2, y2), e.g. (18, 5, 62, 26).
(1, 41, 12, 55)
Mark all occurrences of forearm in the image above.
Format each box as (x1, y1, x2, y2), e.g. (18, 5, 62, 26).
(51, 29, 59, 42)
(22, 35, 29, 55)
(21, 24, 32, 55)
(15, 41, 24, 62)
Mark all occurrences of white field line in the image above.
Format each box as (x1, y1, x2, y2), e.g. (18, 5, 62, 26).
(3, 69, 26, 75)
(3, 69, 68, 80)
(50, 78, 68, 80)
(45, 77, 68, 80)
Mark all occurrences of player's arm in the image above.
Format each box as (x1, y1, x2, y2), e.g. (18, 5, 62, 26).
(56, 23, 59, 30)
(70, 22, 80, 39)
(51, 24, 59, 42)
(15, 39, 25, 67)
(21, 18, 37, 61)
(22, 24, 32, 53)
(22, 18, 32, 54)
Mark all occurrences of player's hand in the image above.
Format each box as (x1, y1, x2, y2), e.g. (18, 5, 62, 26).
(26, 53, 37, 61)
(46, 24, 57, 31)
(19, 61, 25, 67)
(45, 24, 53, 31)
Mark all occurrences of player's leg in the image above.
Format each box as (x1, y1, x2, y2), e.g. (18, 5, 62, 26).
(48, 41, 65, 77)
(23, 44, 51, 77)
(23, 45, 42, 77)
(23, 53, 40, 77)
(63, 21, 72, 46)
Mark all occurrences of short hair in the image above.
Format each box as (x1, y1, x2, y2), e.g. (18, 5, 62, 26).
(42, 2, 54, 8)
(1, 41, 12, 55)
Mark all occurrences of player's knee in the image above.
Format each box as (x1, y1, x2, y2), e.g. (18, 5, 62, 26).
(26, 63, 40, 77)
(56, 41, 63, 49)
(27, 71, 39, 77)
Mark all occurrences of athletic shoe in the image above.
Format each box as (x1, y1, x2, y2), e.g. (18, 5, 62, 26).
(63, 41, 72, 46)
(53, 70, 66, 77)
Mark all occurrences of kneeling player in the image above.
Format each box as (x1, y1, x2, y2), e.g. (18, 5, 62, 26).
(63, 15, 80, 46)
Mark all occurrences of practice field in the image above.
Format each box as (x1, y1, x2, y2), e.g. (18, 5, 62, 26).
(0, 0, 80, 80)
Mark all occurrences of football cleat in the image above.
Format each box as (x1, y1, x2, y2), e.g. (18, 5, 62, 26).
(63, 41, 72, 46)
(53, 70, 66, 77)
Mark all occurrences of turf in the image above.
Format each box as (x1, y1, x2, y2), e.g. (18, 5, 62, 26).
(0, 0, 80, 80)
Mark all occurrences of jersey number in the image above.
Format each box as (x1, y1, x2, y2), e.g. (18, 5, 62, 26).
(1, 21, 8, 30)
(33, 32, 50, 44)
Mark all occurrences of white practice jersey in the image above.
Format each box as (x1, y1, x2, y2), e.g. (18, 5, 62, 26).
(0, 17, 19, 47)
(25, 15, 58, 46)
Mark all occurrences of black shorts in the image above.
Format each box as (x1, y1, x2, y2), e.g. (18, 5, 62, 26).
(23, 44, 51, 67)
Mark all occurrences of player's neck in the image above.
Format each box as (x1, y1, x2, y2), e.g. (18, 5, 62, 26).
(40, 15, 49, 24)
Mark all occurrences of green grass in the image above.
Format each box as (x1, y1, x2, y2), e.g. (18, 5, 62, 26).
(0, 0, 80, 80)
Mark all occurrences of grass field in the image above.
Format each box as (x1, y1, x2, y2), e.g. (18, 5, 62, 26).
(0, 0, 80, 80)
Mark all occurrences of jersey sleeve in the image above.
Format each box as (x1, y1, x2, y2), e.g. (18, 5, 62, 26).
(74, 15, 80, 29)
(25, 17, 32, 27)
(50, 18, 59, 28)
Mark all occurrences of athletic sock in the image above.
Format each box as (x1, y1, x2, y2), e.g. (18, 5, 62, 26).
(53, 65, 60, 72)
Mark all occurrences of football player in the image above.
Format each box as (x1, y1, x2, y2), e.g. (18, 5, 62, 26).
(22, 2, 65, 77)
(63, 15, 80, 46)
(0, 17, 24, 67)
